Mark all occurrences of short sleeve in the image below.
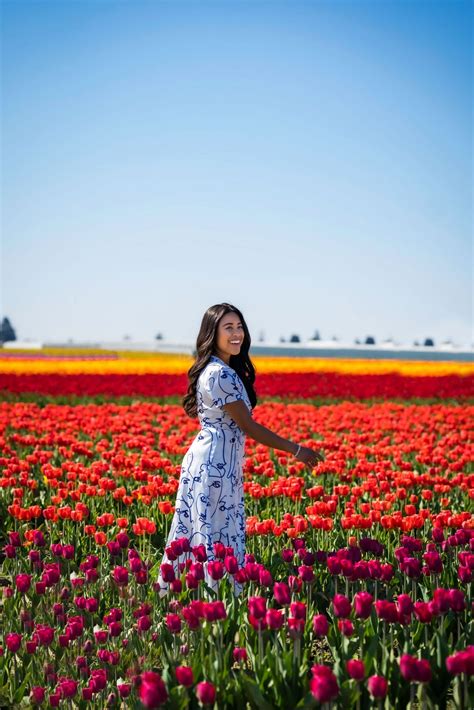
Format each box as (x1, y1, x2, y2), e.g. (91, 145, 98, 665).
(205, 365, 245, 409)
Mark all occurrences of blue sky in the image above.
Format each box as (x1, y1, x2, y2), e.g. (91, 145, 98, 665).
(1, 0, 472, 346)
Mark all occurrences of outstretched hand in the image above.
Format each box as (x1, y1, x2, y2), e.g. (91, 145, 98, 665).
(295, 445, 325, 471)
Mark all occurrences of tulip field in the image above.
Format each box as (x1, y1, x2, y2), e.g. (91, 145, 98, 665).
(0, 350, 473, 708)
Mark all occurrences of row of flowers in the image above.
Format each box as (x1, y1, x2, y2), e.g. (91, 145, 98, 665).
(1, 527, 473, 708)
(0, 383, 472, 706)
(1, 370, 473, 399)
(1, 350, 472, 376)
(0, 400, 472, 534)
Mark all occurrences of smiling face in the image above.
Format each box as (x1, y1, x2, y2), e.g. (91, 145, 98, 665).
(214, 312, 244, 364)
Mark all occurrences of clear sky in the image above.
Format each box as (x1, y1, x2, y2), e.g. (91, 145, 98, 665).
(1, 0, 472, 347)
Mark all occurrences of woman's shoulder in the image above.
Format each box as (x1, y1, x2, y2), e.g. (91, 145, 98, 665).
(197, 358, 223, 380)
(198, 358, 240, 390)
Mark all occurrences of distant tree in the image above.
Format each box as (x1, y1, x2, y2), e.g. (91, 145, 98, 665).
(424, 338, 435, 347)
(354, 338, 360, 345)
(331, 335, 339, 342)
(365, 336, 376, 345)
(413, 340, 419, 346)
(289, 334, 301, 343)
(311, 330, 321, 341)
(279, 336, 286, 343)
(123, 335, 131, 341)
(0, 317, 16, 343)
(258, 330, 265, 342)
(155, 333, 164, 340)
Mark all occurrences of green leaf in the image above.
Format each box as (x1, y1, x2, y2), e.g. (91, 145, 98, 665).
(13, 672, 30, 704)
(294, 691, 318, 709)
(242, 675, 275, 710)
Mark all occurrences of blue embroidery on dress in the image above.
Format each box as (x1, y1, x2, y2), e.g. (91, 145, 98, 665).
(157, 355, 252, 594)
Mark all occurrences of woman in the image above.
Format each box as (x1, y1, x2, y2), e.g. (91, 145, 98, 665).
(157, 303, 324, 595)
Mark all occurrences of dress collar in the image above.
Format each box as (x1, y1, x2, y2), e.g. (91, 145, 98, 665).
(210, 354, 228, 366)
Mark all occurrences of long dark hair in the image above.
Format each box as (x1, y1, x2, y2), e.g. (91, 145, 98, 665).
(183, 303, 258, 418)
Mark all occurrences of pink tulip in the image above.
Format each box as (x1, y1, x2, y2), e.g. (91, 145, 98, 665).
(313, 614, 329, 637)
(273, 582, 291, 605)
(332, 594, 351, 618)
(207, 561, 224, 580)
(165, 614, 181, 634)
(446, 646, 474, 676)
(30, 687, 46, 705)
(248, 596, 266, 619)
(400, 655, 432, 683)
(224, 556, 239, 574)
(6, 633, 22, 653)
(338, 619, 354, 637)
(310, 665, 339, 703)
(448, 589, 466, 612)
(175, 666, 194, 687)
(233, 647, 247, 662)
(139, 670, 168, 708)
(192, 544, 207, 562)
(195, 681, 216, 706)
(15, 574, 32, 594)
(368, 675, 388, 699)
(290, 601, 306, 620)
(353, 591, 373, 619)
(265, 608, 284, 630)
(112, 566, 129, 587)
(346, 659, 365, 681)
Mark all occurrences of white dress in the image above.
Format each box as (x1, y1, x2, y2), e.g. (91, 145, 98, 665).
(157, 354, 253, 593)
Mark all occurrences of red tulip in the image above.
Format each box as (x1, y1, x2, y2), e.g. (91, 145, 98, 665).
(233, 647, 247, 662)
(175, 666, 194, 687)
(139, 671, 168, 708)
(332, 594, 351, 618)
(353, 591, 373, 619)
(160, 564, 175, 583)
(290, 601, 306, 620)
(396, 593, 414, 616)
(213, 542, 226, 559)
(400, 655, 432, 683)
(375, 600, 399, 624)
(413, 601, 433, 623)
(310, 665, 339, 703)
(195, 681, 216, 706)
(15, 574, 32, 594)
(118, 682, 131, 698)
(287, 617, 305, 637)
(346, 659, 365, 681)
(58, 679, 78, 699)
(338, 619, 354, 637)
(313, 614, 329, 637)
(448, 589, 466, 612)
(259, 568, 273, 587)
(165, 613, 181, 634)
(5, 633, 22, 653)
(207, 561, 224, 581)
(30, 687, 46, 705)
(446, 646, 474, 676)
(298, 565, 315, 582)
(273, 582, 291, 605)
(192, 545, 207, 562)
(224, 556, 239, 574)
(112, 566, 128, 587)
(248, 596, 266, 619)
(367, 675, 388, 699)
(265, 608, 284, 630)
